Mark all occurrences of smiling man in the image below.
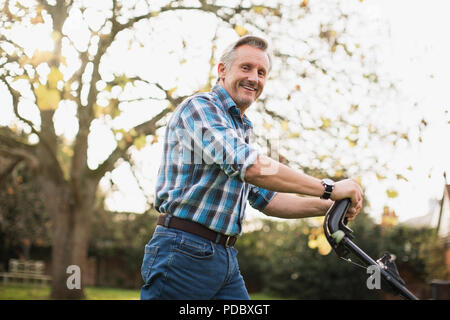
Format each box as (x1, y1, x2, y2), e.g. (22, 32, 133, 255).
(140, 35, 363, 300)
(217, 40, 268, 114)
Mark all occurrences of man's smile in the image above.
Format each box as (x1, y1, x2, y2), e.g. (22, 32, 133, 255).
(240, 82, 258, 93)
(241, 84, 257, 92)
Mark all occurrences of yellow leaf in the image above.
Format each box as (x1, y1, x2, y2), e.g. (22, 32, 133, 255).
(316, 234, 332, 255)
(318, 245, 332, 256)
(320, 117, 331, 129)
(94, 103, 110, 117)
(234, 25, 248, 37)
(396, 174, 408, 182)
(345, 137, 357, 147)
(124, 132, 133, 143)
(350, 104, 359, 113)
(30, 51, 54, 67)
(133, 134, 147, 150)
(48, 67, 63, 89)
(167, 87, 177, 97)
(308, 239, 317, 249)
(13, 75, 29, 81)
(335, 169, 344, 178)
(386, 189, 398, 199)
(109, 99, 121, 118)
(34, 85, 60, 110)
(118, 139, 126, 150)
(263, 122, 272, 131)
(376, 173, 386, 181)
(281, 120, 289, 131)
(252, 6, 265, 14)
(129, 128, 138, 137)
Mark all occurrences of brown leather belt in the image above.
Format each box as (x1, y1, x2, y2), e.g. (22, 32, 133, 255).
(157, 214, 237, 247)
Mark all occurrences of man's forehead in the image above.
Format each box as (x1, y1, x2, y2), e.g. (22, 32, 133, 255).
(233, 45, 270, 70)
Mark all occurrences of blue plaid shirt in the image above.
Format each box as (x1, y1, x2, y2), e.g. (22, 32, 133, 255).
(154, 85, 277, 236)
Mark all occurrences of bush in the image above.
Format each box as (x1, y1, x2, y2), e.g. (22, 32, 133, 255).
(237, 212, 445, 299)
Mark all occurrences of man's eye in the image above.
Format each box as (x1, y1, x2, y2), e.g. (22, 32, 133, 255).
(242, 65, 250, 71)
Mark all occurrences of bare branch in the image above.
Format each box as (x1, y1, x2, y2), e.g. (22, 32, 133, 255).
(0, 146, 39, 170)
(0, 128, 39, 172)
(0, 77, 41, 137)
(0, 156, 22, 185)
(122, 153, 154, 211)
(90, 102, 173, 182)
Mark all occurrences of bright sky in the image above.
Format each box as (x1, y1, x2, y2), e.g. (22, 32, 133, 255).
(365, 0, 450, 221)
(1, 0, 449, 223)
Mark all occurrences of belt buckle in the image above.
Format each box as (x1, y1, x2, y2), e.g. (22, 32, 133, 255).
(224, 236, 232, 247)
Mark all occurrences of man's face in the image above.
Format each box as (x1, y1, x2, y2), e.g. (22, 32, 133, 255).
(218, 44, 269, 111)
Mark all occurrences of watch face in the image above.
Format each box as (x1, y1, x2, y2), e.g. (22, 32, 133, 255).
(323, 179, 335, 186)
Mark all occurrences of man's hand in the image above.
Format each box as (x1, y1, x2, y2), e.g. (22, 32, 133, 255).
(330, 179, 363, 220)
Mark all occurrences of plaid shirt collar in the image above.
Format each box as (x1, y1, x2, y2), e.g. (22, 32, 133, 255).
(212, 84, 254, 129)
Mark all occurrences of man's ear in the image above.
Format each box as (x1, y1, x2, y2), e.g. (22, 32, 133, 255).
(217, 62, 226, 81)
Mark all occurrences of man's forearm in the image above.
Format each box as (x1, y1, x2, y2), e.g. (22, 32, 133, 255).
(244, 154, 325, 196)
(263, 193, 333, 219)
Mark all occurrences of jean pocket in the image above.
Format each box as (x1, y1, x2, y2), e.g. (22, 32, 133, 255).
(141, 245, 159, 283)
(174, 236, 214, 259)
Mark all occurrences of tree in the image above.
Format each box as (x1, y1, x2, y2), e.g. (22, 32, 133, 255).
(0, 0, 415, 299)
(0, 0, 285, 299)
(0, 147, 50, 265)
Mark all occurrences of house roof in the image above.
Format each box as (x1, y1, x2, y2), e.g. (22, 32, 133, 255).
(403, 185, 449, 239)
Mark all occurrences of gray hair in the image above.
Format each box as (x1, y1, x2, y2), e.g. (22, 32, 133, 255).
(219, 35, 272, 74)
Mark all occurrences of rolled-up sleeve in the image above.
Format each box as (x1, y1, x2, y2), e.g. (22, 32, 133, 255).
(175, 96, 259, 182)
(248, 185, 277, 211)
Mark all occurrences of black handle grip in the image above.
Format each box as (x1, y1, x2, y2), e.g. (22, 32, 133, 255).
(324, 198, 353, 236)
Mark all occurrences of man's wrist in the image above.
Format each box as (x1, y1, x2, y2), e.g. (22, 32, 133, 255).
(320, 178, 335, 200)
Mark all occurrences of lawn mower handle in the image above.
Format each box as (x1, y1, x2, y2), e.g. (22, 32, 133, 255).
(324, 198, 353, 236)
(323, 198, 420, 300)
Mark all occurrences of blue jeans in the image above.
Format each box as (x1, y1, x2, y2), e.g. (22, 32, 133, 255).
(140, 225, 250, 300)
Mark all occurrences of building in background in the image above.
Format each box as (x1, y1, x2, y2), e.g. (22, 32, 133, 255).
(404, 185, 450, 272)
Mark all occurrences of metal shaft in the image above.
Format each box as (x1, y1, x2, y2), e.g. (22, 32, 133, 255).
(341, 237, 419, 300)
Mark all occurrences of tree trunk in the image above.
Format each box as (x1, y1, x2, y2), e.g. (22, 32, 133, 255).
(42, 178, 96, 299)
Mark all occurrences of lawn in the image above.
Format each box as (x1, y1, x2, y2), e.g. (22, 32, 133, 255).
(0, 283, 140, 300)
(0, 284, 282, 300)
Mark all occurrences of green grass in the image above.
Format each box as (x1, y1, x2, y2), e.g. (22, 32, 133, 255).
(0, 283, 139, 300)
(0, 283, 51, 300)
(0, 283, 282, 300)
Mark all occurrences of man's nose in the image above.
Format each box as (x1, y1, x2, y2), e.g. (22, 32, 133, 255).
(247, 69, 258, 83)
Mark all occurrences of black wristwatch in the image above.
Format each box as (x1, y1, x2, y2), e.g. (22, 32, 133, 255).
(320, 178, 335, 200)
